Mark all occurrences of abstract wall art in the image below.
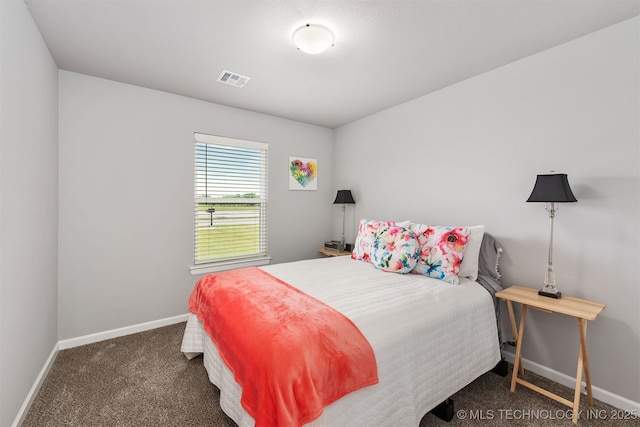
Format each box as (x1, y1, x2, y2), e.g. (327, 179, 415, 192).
(288, 156, 318, 190)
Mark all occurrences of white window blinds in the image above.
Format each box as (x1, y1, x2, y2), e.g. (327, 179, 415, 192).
(193, 133, 268, 266)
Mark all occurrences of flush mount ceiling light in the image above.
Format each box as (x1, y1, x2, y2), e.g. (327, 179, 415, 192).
(292, 24, 335, 54)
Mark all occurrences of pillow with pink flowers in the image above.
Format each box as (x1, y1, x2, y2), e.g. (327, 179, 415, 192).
(411, 225, 471, 284)
(371, 226, 420, 273)
(352, 218, 397, 263)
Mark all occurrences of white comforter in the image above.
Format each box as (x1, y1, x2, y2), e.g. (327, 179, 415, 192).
(181, 256, 500, 427)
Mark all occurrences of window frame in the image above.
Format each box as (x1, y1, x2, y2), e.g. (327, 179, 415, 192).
(190, 133, 270, 275)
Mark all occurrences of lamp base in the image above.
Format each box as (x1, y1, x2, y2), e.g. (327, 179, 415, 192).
(538, 289, 562, 299)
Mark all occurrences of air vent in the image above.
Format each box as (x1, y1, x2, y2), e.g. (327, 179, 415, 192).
(217, 70, 250, 88)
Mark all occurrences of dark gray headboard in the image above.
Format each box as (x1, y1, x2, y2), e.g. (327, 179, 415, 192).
(476, 232, 504, 349)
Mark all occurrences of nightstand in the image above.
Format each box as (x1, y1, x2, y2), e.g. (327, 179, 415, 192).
(317, 248, 352, 257)
(496, 286, 605, 425)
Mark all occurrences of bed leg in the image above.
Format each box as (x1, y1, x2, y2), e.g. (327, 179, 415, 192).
(491, 359, 508, 377)
(430, 398, 454, 422)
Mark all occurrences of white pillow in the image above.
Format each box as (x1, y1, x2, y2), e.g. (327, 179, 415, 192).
(458, 225, 485, 280)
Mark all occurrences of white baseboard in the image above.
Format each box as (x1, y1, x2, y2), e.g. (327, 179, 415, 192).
(502, 349, 640, 414)
(58, 313, 190, 350)
(13, 313, 191, 426)
(11, 343, 59, 427)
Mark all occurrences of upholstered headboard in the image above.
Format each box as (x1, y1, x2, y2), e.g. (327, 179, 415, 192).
(476, 232, 504, 349)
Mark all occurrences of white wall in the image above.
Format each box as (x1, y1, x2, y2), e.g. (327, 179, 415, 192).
(58, 71, 333, 340)
(334, 17, 639, 405)
(0, 1, 59, 425)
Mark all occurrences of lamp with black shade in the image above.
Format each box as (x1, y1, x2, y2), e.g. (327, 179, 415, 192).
(526, 173, 577, 299)
(333, 190, 356, 251)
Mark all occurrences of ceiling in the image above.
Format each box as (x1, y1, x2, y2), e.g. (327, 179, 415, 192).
(25, 0, 640, 129)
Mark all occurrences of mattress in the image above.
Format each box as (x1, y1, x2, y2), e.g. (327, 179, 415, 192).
(181, 255, 501, 426)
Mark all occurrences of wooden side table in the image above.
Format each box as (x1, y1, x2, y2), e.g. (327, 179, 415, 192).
(317, 248, 352, 257)
(495, 286, 605, 425)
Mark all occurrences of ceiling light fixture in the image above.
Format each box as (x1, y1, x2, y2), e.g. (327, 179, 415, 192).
(292, 24, 335, 54)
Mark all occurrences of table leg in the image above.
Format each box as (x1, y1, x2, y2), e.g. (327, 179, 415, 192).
(578, 318, 593, 405)
(506, 300, 525, 376)
(510, 304, 528, 392)
(571, 318, 591, 424)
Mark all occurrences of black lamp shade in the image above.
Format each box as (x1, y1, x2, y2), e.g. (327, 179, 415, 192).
(526, 174, 577, 203)
(333, 190, 355, 204)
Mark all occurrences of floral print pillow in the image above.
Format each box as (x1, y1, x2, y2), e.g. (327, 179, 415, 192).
(352, 218, 396, 263)
(411, 225, 471, 284)
(371, 226, 420, 273)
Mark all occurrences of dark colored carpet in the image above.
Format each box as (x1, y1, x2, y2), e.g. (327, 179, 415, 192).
(22, 322, 639, 426)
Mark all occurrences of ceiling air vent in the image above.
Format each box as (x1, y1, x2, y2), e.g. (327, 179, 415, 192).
(217, 70, 250, 88)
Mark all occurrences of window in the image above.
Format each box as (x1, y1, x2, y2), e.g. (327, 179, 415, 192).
(191, 133, 269, 274)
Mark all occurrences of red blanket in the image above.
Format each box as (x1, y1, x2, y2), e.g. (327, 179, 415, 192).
(188, 267, 378, 427)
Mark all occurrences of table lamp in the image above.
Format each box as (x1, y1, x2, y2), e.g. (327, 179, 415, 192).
(333, 190, 355, 251)
(526, 173, 577, 298)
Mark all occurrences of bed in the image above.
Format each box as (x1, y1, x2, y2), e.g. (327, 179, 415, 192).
(182, 223, 504, 427)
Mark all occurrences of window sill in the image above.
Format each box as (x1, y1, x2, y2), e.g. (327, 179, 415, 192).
(189, 255, 271, 276)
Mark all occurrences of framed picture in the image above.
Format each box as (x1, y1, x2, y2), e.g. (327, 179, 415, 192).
(288, 156, 318, 191)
